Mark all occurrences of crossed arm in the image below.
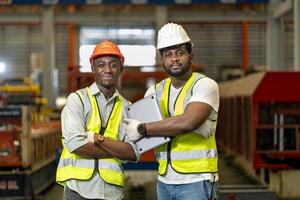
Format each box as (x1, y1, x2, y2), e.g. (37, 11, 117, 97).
(62, 93, 138, 162)
(74, 138, 137, 161)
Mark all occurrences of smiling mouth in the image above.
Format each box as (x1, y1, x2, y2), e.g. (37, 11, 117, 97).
(170, 65, 181, 69)
(101, 76, 114, 81)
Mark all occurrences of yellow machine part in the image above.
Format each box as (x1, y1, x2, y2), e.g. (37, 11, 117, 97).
(34, 97, 48, 105)
(0, 84, 41, 96)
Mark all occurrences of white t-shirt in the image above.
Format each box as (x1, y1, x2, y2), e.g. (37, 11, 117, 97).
(144, 76, 219, 184)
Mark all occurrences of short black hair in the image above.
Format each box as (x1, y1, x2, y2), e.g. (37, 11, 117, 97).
(159, 42, 192, 57)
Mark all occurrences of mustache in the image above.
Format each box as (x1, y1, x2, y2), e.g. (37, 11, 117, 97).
(170, 63, 182, 67)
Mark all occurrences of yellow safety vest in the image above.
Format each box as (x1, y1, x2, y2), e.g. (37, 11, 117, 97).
(56, 87, 125, 187)
(155, 72, 218, 175)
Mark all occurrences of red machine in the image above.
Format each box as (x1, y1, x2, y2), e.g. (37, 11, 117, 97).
(0, 108, 22, 167)
(0, 105, 23, 167)
(218, 72, 300, 171)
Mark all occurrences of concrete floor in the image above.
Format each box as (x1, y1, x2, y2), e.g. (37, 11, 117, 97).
(217, 153, 256, 185)
(38, 152, 256, 200)
(39, 184, 63, 200)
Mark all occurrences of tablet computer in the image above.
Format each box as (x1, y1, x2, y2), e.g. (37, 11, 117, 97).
(125, 94, 170, 154)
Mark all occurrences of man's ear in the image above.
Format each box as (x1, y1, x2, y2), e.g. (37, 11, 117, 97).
(91, 64, 94, 72)
(120, 65, 123, 72)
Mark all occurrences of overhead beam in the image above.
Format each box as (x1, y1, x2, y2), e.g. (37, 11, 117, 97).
(56, 10, 267, 24)
(169, 9, 267, 22)
(3, 0, 270, 5)
(55, 12, 154, 25)
(0, 14, 40, 23)
(0, 9, 267, 25)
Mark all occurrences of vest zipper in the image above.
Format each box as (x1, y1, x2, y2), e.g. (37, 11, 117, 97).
(166, 82, 172, 168)
(167, 139, 172, 166)
(94, 97, 117, 174)
(95, 158, 98, 174)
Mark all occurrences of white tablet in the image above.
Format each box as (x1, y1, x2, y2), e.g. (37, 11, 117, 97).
(125, 94, 171, 154)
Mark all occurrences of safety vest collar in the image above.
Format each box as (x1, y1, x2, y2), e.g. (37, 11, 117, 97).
(159, 72, 197, 118)
(84, 86, 122, 140)
(85, 87, 101, 132)
(90, 82, 120, 101)
(102, 97, 122, 140)
(174, 72, 196, 115)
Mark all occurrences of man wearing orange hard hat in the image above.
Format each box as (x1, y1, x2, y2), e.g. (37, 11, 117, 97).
(56, 40, 140, 200)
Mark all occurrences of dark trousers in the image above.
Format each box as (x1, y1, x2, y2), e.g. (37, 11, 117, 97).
(64, 186, 104, 200)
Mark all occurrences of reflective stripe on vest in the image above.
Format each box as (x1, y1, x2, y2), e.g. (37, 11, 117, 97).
(157, 149, 218, 160)
(56, 87, 125, 187)
(155, 72, 218, 175)
(58, 158, 123, 172)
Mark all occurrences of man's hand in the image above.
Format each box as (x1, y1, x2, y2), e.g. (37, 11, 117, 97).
(194, 120, 215, 138)
(123, 118, 143, 142)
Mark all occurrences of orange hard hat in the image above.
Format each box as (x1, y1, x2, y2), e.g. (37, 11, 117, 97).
(89, 40, 124, 65)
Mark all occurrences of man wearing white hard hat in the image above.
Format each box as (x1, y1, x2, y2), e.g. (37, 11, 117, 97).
(124, 23, 219, 200)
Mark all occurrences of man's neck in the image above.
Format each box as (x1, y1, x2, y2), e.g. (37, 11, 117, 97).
(96, 83, 116, 100)
(171, 71, 192, 89)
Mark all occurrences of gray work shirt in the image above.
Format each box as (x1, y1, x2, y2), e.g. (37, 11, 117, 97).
(61, 83, 140, 200)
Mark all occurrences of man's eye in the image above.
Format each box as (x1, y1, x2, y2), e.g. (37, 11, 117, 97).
(110, 63, 118, 68)
(95, 63, 105, 68)
(164, 52, 172, 57)
(177, 51, 184, 56)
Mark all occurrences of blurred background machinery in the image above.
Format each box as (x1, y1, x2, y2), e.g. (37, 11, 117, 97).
(0, 78, 61, 199)
(217, 72, 300, 199)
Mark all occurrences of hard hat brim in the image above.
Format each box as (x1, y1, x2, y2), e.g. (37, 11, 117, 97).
(89, 53, 124, 65)
(157, 40, 193, 50)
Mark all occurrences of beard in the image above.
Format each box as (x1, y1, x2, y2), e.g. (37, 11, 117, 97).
(163, 62, 191, 77)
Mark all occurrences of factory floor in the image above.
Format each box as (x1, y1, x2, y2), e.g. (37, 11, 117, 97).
(38, 152, 256, 200)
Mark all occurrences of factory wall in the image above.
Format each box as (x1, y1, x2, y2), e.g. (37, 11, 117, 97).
(0, 6, 294, 96)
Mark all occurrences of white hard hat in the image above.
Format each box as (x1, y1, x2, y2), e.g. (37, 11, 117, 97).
(157, 23, 191, 50)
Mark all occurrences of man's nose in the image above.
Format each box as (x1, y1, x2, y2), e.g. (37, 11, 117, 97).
(171, 53, 180, 61)
(171, 53, 179, 62)
(103, 64, 113, 73)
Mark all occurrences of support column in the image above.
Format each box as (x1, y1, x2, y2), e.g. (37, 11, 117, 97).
(267, 0, 284, 71)
(294, 0, 300, 71)
(155, 6, 168, 32)
(42, 7, 57, 108)
(155, 6, 168, 64)
(242, 21, 249, 73)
